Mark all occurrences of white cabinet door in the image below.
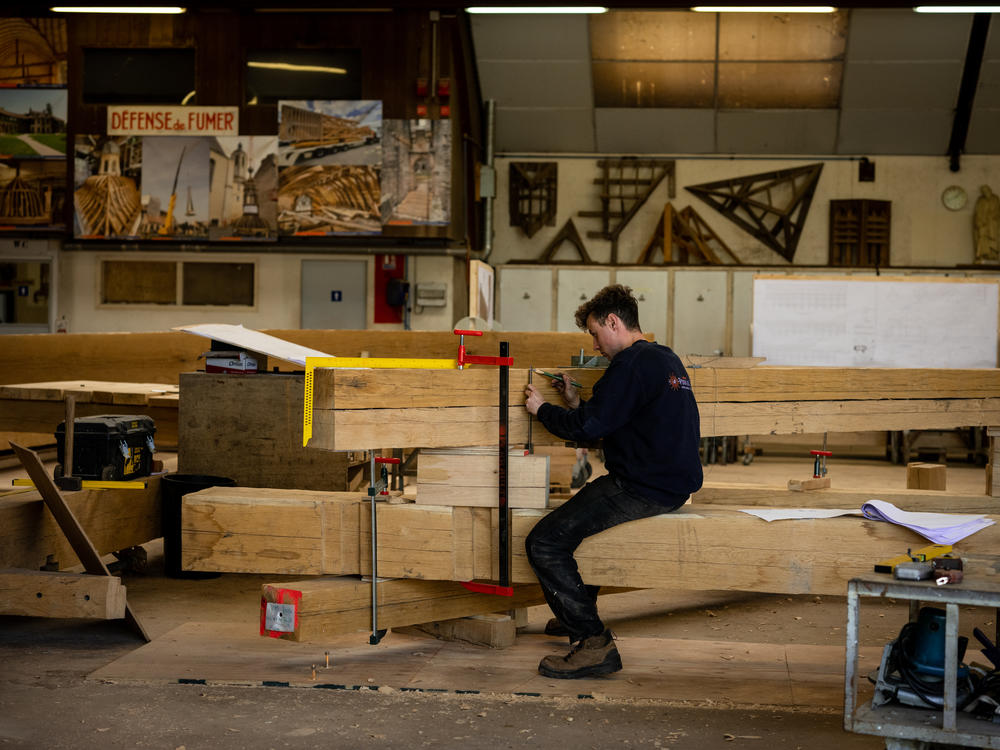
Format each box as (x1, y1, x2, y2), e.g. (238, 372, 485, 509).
(672, 270, 728, 357)
(498, 267, 553, 331)
(556, 269, 610, 332)
(731, 270, 755, 357)
(615, 269, 668, 343)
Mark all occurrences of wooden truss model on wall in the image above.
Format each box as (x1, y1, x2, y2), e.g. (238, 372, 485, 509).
(509, 162, 557, 238)
(637, 203, 741, 265)
(535, 218, 592, 264)
(685, 163, 823, 263)
(578, 158, 676, 264)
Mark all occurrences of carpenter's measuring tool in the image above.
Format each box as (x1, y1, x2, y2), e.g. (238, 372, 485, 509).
(368, 454, 401, 645)
(302, 356, 457, 447)
(12, 478, 147, 490)
(874, 543, 953, 574)
(453, 331, 515, 597)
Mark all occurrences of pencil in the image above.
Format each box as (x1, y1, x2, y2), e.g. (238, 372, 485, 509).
(532, 369, 584, 389)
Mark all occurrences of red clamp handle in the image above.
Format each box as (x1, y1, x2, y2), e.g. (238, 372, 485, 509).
(453, 329, 512, 368)
(374, 457, 401, 464)
(810, 450, 833, 457)
(461, 581, 514, 597)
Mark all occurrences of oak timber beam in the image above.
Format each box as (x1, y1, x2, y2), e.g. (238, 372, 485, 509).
(1, 329, 601, 387)
(309, 398, 1000, 450)
(692, 482, 999, 513)
(182, 487, 1000, 597)
(0, 400, 179, 448)
(261, 576, 547, 642)
(0, 568, 127, 619)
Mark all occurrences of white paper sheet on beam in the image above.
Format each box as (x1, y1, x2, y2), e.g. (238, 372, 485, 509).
(175, 323, 332, 366)
(752, 277, 999, 368)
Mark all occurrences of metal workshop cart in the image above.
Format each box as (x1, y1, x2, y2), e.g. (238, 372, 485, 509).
(845, 575, 1000, 749)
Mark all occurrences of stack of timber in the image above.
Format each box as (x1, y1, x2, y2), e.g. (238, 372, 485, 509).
(181, 484, 1000, 597)
(416, 447, 549, 508)
(0, 381, 179, 449)
(178, 372, 366, 491)
(308, 366, 1000, 451)
(1, 329, 601, 386)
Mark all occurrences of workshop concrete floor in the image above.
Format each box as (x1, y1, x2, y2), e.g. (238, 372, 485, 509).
(1, 451, 992, 749)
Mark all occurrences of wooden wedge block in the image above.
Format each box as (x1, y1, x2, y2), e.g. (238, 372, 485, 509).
(906, 462, 947, 491)
(0, 568, 127, 619)
(397, 613, 517, 649)
(260, 576, 547, 642)
(416, 448, 549, 508)
(787, 477, 831, 491)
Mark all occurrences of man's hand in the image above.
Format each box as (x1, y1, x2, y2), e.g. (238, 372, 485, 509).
(524, 383, 546, 415)
(553, 373, 581, 409)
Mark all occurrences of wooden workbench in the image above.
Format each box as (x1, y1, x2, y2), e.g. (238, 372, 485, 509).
(0, 381, 179, 449)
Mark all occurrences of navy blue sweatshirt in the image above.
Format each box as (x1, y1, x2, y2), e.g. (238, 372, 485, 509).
(536, 340, 703, 506)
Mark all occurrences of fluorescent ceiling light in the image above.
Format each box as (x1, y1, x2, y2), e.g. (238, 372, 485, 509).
(915, 5, 1000, 11)
(50, 6, 186, 12)
(691, 5, 836, 11)
(466, 6, 608, 13)
(247, 61, 346, 75)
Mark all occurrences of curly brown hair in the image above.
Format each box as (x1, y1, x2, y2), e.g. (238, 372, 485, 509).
(574, 284, 642, 332)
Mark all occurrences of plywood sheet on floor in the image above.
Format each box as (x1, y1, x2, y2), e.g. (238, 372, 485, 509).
(87, 620, 878, 709)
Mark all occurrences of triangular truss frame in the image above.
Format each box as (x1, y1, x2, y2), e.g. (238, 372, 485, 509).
(636, 203, 742, 265)
(577, 158, 676, 264)
(684, 163, 823, 262)
(535, 218, 592, 264)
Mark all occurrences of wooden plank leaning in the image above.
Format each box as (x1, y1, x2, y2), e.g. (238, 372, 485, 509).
(9, 442, 149, 642)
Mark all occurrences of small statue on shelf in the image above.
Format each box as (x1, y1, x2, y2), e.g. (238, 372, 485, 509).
(974, 184, 1000, 263)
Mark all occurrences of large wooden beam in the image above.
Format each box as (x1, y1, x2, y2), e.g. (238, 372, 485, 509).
(181, 487, 363, 576)
(178, 373, 365, 491)
(0, 568, 127, 619)
(309, 367, 1000, 450)
(182, 486, 1000, 597)
(0, 477, 161, 571)
(261, 576, 547, 642)
(692, 482, 999, 513)
(1, 330, 600, 387)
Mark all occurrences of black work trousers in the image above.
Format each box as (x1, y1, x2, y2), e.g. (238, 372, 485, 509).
(525, 473, 685, 643)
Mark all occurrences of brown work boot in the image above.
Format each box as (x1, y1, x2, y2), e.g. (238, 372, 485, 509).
(544, 617, 569, 638)
(538, 630, 622, 679)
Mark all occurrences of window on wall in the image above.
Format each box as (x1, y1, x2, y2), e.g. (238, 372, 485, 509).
(590, 10, 847, 109)
(101, 260, 255, 307)
(83, 48, 197, 105)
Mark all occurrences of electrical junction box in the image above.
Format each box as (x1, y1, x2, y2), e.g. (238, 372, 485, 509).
(415, 282, 447, 308)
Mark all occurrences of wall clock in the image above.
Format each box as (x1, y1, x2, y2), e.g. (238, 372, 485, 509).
(941, 185, 968, 211)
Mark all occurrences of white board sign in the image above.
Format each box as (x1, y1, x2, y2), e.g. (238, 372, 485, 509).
(752, 276, 999, 368)
(108, 106, 239, 136)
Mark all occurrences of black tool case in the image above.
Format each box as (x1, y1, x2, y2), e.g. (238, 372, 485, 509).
(55, 415, 156, 481)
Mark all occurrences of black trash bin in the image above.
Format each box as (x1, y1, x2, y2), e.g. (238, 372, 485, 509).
(161, 473, 235, 578)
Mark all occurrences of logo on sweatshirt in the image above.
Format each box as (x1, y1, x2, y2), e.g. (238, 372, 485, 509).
(668, 373, 692, 391)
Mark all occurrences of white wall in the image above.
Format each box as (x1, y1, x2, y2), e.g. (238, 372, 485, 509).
(490, 154, 1000, 267)
(48, 249, 465, 334)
